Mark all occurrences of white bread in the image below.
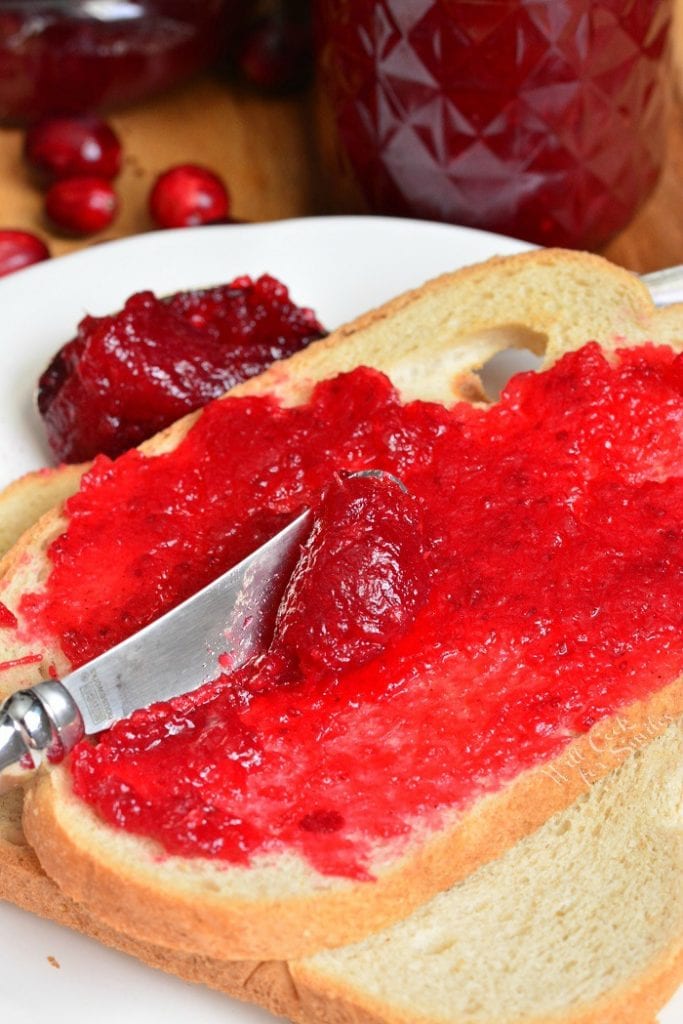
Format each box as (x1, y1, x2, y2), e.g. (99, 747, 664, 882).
(0, 464, 86, 558)
(0, 249, 680, 961)
(3, 459, 673, 1017)
(293, 722, 683, 1024)
(1, 723, 680, 1024)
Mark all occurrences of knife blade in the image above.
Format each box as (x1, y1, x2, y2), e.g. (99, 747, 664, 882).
(0, 507, 313, 787)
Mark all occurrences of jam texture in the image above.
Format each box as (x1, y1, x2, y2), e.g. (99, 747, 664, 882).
(274, 473, 429, 675)
(37, 274, 325, 462)
(315, 0, 670, 248)
(20, 343, 683, 878)
(0, 2, 231, 124)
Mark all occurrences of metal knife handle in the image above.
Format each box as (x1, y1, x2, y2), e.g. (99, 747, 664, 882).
(0, 680, 84, 790)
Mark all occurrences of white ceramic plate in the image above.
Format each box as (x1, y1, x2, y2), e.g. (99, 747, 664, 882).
(0, 216, 679, 1024)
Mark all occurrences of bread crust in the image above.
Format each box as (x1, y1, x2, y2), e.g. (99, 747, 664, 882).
(289, 944, 683, 1024)
(23, 682, 683, 960)
(0, 464, 86, 560)
(4, 873, 679, 1024)
(4, 247, 683, 960)
(3, 789, 682, 1024)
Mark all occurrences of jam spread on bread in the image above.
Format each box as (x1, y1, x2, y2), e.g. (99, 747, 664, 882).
(273, 473, 430, 675)
(37, 275, 325, 463)
(0, 602, 18, 629)
(20, 343, 683, 878)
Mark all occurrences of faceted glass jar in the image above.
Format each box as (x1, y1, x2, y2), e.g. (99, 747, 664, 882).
(0, 0, 235, 124)
(315, 0, 672, 248)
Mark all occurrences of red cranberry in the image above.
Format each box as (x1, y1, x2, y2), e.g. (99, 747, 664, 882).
(45, 177, 118, 235)
(24, 116, 122, 181)
(0, 230, 50, 277)
(149, 164, 230, 229)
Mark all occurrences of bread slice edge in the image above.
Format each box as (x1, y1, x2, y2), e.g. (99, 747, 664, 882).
(3, 725, 682, 1024)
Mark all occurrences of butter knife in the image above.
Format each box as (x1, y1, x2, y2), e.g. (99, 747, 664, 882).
(641, 264, 683, 307)
(0, 508, 313, 788)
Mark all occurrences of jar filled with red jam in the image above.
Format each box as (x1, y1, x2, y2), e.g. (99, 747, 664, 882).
(0, 1, 236, 124)
(315, 0, 671, 248)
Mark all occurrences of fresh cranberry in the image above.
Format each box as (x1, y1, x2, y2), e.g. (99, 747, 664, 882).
(24, 116, 122, 181)
(0, 230, 50, 277)
(149, 164, 230, 229)
(45, 176, 118, 235)
(37, 274, 325, 463)
(274, 473, 430, 674)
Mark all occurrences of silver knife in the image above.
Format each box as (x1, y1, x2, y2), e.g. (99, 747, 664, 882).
(641, 264, 683, 307)
(0, 507, 313, 789)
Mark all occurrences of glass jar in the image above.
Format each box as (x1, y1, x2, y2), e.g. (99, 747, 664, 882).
(0, 0, 236, 124)
(315, 0, 672, 248)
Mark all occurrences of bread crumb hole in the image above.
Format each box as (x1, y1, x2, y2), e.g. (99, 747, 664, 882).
(476, 347, 542, 400)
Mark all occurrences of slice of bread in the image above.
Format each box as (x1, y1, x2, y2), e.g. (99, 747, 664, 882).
(293, 722, 683, 1024)
(2, 471, 673, 1022)
(0, 463, 86, 559)
(2, 249, 682, 961)
(2, 722, 681, 1023)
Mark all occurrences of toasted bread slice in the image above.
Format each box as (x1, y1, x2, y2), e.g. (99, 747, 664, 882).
(2, 249, 682, 960)
(2, 723, 681, 1024)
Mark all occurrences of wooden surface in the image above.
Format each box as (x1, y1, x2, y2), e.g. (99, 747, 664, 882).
(0, 79, 322, 257)
(1, 29, 683, 275)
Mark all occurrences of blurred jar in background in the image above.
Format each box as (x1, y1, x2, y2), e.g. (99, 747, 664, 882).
(315, 0, 672, 248)
(0, 0, 236, 124)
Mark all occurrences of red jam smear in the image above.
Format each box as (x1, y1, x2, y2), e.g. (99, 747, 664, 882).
(37, 274, 325, 463)
(0, 653, 43, 673)
(20, 343, 683, 878)
(274, 473, 429, 675)
(0, 602, 18, 629)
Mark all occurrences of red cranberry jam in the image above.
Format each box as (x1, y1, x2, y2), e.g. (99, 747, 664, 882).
(315, 0, 670, 248)
(37, 274, 325, 463)
(274, 473, 429, 676)
(0, 2, 231, 124)
(20, 343, 683, 878)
